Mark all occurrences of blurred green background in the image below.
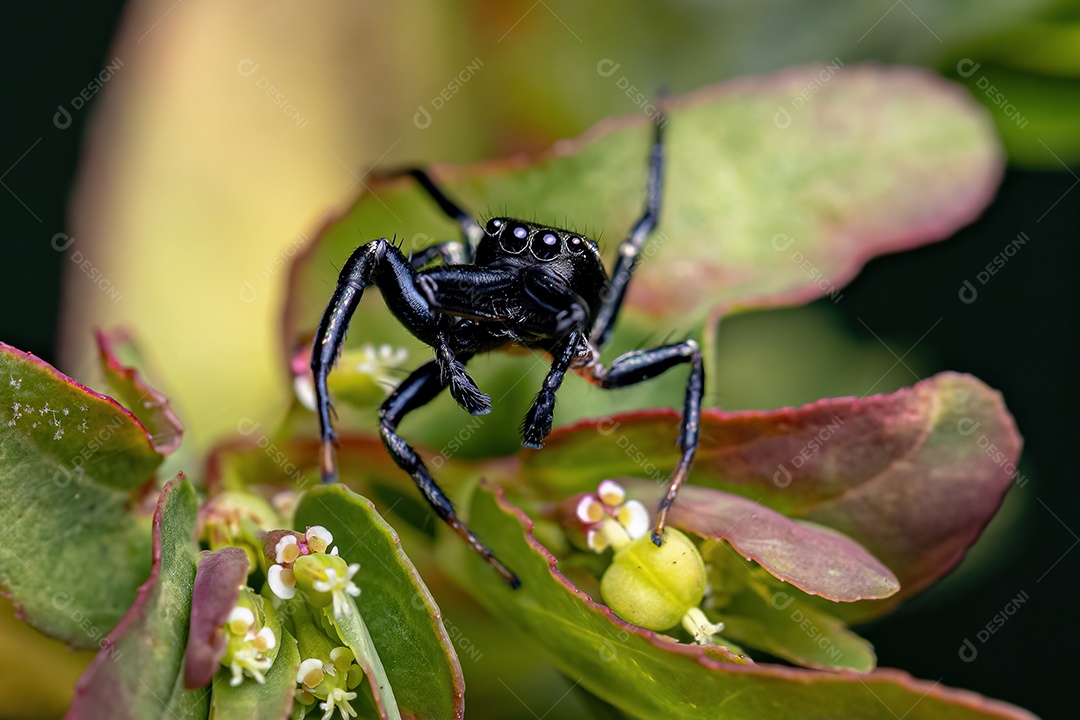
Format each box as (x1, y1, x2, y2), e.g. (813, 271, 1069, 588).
(0, 1, 1075, 717)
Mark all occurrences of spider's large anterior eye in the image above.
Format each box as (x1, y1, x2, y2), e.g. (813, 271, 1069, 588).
(501, 223, 529, 254)
(531, 231, 561, 261)
(485, 218, 504, 236)
(567, 236, 585, 255)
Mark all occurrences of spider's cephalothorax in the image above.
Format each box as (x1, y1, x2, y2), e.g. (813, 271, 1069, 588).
(311, 113, 703, 588)
(463, 218, 608, 339)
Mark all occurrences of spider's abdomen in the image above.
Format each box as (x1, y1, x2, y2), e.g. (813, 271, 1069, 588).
(475, 217, 609, 319)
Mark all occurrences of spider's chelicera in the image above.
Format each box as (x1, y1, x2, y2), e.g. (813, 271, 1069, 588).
(311, 114, 702, 588)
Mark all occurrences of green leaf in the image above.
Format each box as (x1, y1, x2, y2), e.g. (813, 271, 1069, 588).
(209, 627, 300, 720)
(718, 575, 877, 672)
(444, 484, 1035, 720)
(0, 342, 163, 645)
(283, 64, 1001, 458)
(294, 485, 465, 720)
(68, 476, 205, 720)
(324, 602, 402, 720)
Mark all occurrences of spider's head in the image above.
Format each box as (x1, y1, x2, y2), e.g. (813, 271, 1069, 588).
(475, 217, 609, 323)
(477, 217, 602, 265)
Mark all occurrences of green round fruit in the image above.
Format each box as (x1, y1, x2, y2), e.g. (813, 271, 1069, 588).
(600, 528, 706, 631)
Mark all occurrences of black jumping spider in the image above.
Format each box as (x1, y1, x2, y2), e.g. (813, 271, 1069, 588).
(311, 113, 701, 588)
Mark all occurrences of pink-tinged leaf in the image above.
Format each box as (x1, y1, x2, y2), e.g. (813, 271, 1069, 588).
(525, 373, 1021, 619)
(624, 481, 898, 602)
(183, 546, 250, 689)
(68, 476, 204, 720)
(440, 484, 1035, 720)
(284, 64, 1000, 363)
(95, 328, 184, 456)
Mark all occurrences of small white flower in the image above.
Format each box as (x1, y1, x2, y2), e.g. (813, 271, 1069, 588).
(297, 657, 325, 688)
(576, 481, 651, 553)
(617, 500, 650, 541)
(681, 606, 725, 645)
(276, 534, 301, 564)
(268, 564, 296, 599)
(294, 374, 318, 411)
(253, 626, 277, 652)
(320, 687, 359, 720)
(228, 645, 273, 686)
(312, 564, 362, 621)
(597, 479, 626, 507)
(576, 495, 605, 524)
(305, 525, 333, 554)
(586, 526, 609, 553)
(227, 606, 255, 635)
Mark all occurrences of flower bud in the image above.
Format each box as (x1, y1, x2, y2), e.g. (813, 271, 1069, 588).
(600, 528, 707, 631)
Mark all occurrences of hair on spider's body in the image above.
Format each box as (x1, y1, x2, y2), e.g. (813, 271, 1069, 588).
(310, 113, 704, 588)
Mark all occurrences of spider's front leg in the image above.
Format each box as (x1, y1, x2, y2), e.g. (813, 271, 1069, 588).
(311, 239, 493, 479)
(312, 238, 438, 479)
(310, 238, 520, 586)
(517, 271, 591, 449)
(380, 359, 520, 588)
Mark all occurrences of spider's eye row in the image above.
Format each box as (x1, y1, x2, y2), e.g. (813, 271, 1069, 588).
(485, 218, 504, 235)
(531, 230, 562, 261)
(501, 222, 530, 254)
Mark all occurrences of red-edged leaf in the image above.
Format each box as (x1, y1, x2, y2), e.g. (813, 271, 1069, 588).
(625, 480, 898, 602)
(95, 328, 184, 456)
(183, 547, 249, 689)
(525, 373, 1021, 619)
(68, 476, 203, 719)
(441, 484, 1035, 720)
(0, 341, 163, 645)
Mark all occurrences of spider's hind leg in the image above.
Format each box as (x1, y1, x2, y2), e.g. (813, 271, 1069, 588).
(381, 167, 484, 260)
